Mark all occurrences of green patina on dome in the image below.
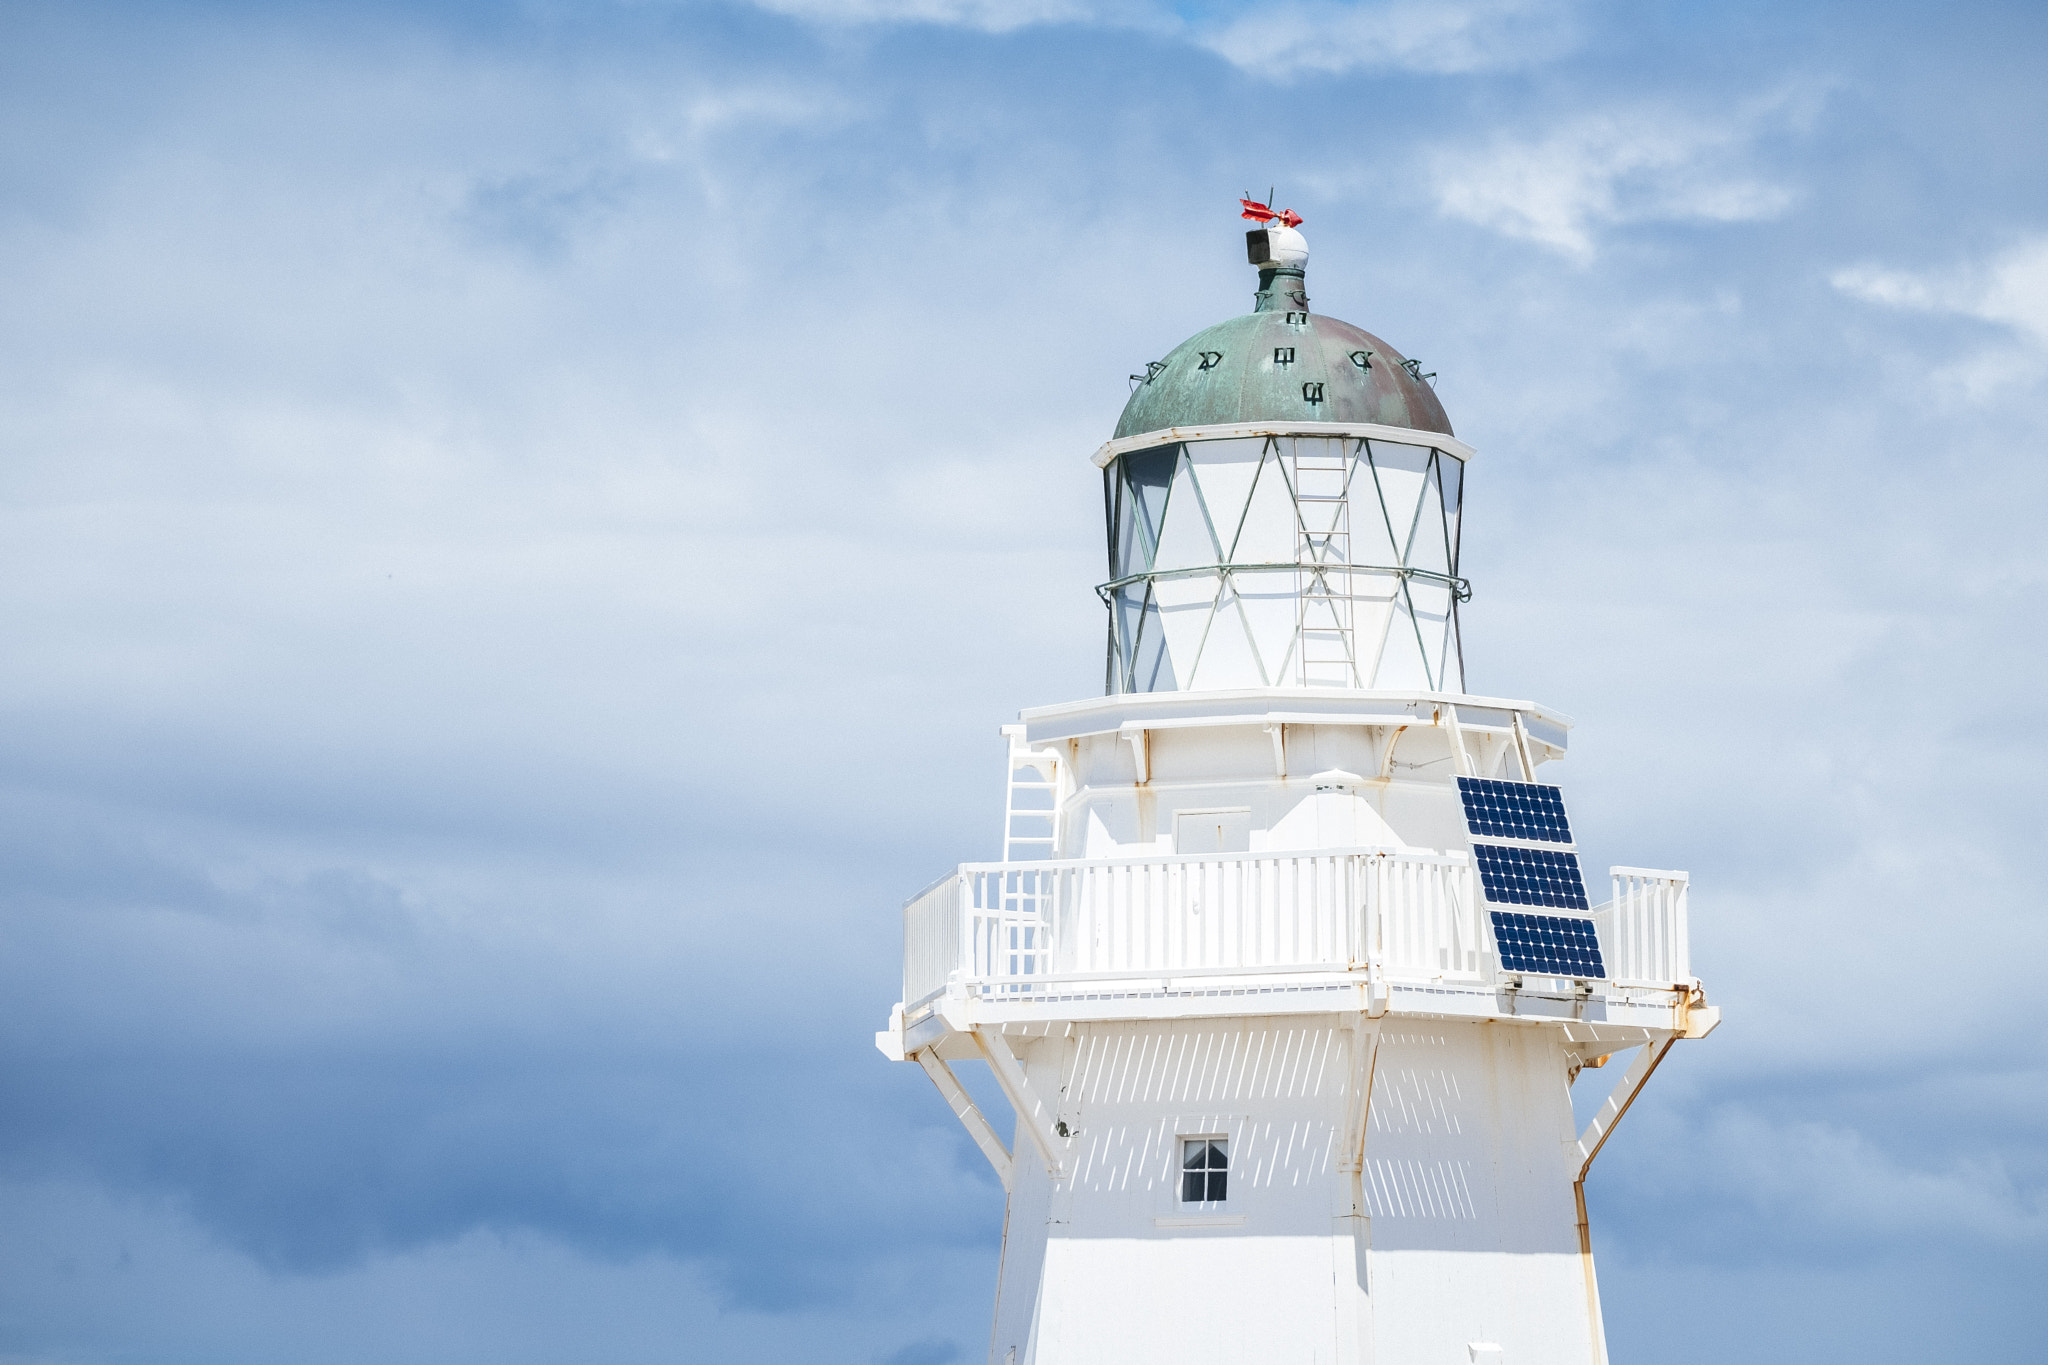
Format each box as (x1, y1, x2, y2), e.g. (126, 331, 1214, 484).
(1114, 266, 1452, 440)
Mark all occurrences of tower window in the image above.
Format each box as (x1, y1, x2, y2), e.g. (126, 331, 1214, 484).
(1181, 1138, 1228, 1203)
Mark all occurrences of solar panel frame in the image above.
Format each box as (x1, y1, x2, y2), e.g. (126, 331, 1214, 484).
(1471, 843, 1591, 912)
(1455, 776, 1574, 844)
(1489, 910, 1607, 978)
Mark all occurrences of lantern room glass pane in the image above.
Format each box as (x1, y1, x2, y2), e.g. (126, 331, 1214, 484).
(1119, 444, 1179, 570)
(1130, 591, 1175, 692)
(1437, 452, 1464, 573)
(1184, 438, 1268, 558)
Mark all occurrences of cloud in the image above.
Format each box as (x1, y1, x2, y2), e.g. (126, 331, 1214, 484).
(1832, 237, 2048, 344)
(0, 804, 1001, 1298)
(0, 1181, 995, 1365)
(1832, 236, 2048, 393)
(1193, 0, 1580, 79)
(729, 0, 1582, 77)
(1429, 99, 1805, 261)
(1688, 1106, 2047, 1251)
(739, 0, 1096, 32)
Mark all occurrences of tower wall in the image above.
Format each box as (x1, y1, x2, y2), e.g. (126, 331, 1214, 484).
(988, 1018, 1601, 1365)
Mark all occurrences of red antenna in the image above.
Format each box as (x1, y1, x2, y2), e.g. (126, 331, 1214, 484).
(1240, 193, 1304, 229)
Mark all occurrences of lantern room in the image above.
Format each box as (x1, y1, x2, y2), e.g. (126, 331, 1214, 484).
(1096, 220, 1470, 694)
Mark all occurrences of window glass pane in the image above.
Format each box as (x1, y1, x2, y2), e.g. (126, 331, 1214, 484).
(1150, 458, 1221, 572)
(1364, 440, 1433, 565)
(1407, 456, 1451, 577)
(1233, 443, 1297, 563)
(1111, 468, 1141, 580)
(1120, 445, 1179, 565)
(1112, 584, 1145, 683)
(1181, 1137, 1229, 1202)
(1184, 438, 1266, 559)
(1437, 453, 1464, 572)
(1131, 592, 1176, 692)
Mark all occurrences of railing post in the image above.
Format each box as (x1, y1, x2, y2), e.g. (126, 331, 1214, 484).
(966, 870, 982, 984)
(1623, 872, 1639, 981)
(1609, 871, 1625, 981)
(1672, 876, 1690, 983)
(1362, 854, 1380, 972)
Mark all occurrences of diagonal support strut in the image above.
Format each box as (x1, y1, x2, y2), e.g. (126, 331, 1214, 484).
(913, 1047, 1013, 1190)
(975, 1027, 1066, 1179)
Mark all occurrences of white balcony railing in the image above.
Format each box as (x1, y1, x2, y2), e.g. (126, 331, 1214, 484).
(1592, 867, 1691, 987)
(902, 848, 1693, 1010)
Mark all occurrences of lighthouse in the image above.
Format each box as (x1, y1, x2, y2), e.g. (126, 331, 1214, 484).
(877, 205, 1718, 1365)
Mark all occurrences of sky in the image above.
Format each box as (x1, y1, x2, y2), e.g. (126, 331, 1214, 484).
(1, 0, 2045, 1361)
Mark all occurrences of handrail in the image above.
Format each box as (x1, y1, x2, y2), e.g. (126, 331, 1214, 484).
(1096, 561, 1473, 604)
(972, 960, 1363, 989)
(947, 844, 1462, 875)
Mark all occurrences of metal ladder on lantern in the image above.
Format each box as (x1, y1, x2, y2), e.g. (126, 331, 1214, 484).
(1290, 444, 1358, 687)
(993, 725, 1064, 988)
(999, 724, 1062, 861)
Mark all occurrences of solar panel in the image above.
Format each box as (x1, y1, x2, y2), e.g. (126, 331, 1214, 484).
(1456, 777, 1573, 844)
(1472, 843, 1590, 911)
(1489, 911, 1606, 978)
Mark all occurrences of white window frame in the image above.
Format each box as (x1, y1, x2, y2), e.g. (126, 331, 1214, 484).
(1177, 1133, 1231, 1207)
(1155, 1117, 1247, 1228)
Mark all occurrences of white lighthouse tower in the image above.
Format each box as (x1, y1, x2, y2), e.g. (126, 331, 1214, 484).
(877, 207, 1718, 1365)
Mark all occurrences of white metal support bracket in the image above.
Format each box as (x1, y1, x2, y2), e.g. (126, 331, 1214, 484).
(1120, 725, 1149, 785)
(1338, 1017, 1384, 1173)
(1440, 704, 1474, 778)
(913, 1047, 1013, 1190)
(1375, 724, 1408, 779)
(975, 1027, 1066, 1179)
(1265, 723, 1287, 778)
(1510, 711, 1538, 781)
(1572, 1036, 1676, 1178)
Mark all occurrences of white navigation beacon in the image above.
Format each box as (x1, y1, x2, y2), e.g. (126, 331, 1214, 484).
(876, 206, 1718, 1365)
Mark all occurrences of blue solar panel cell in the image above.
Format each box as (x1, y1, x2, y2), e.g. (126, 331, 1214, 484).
(1489, 911, 1607, 978)
(1456, 777, 1573, 844)
(1472, 844, 1590, 911)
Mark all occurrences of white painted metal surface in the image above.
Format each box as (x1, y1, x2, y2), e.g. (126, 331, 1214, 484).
(1091, 420, 1479, 469)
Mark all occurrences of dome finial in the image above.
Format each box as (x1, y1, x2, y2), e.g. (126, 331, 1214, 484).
(1108, 203, 1450, 439)
(1240, 192, 1309, 294)
(1238, 192, 1303, 230)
